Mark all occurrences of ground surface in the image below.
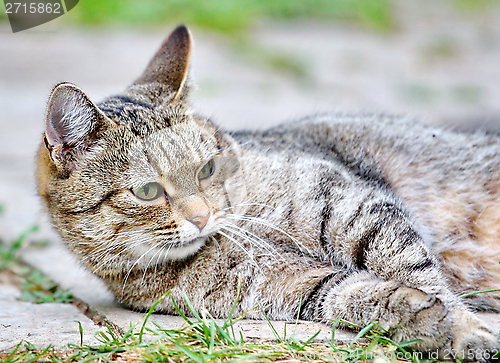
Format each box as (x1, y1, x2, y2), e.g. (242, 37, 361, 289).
(2, 0, 500, 352)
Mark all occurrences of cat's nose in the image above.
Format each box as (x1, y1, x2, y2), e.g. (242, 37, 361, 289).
(187, 212, 210, 230)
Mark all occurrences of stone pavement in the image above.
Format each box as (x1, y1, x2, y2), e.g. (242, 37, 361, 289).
(0, 273, 104, 350)
(2, 0, 500, 352)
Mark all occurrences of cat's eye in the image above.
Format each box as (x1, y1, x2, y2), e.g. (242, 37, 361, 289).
(132, 182, 164, 201)
(198, 159, 215, 180)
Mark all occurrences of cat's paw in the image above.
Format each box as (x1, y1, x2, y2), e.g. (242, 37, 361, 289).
(387, 286, 452, 352)
(387, 288, 499, 361)
(446, 309, 499, 362)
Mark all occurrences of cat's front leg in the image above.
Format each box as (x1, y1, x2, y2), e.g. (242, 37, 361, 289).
(320, 192, 499, 359)
(301, 270, 498, 361)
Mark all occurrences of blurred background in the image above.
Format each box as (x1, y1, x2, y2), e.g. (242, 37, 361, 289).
(1, 0, 500, 305)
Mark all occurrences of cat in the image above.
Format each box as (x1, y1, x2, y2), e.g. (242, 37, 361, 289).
(36, 25, 500, 360)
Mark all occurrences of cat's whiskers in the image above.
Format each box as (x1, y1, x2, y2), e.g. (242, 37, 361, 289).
(210, 235, 222, 256)
(51, 225, 135, 268)
(121, 240, 164, 297)
(55, 219, 182, 274)
(141, 243, 170, 284)
(93, 236, 158, 272)
(97, 233, 171, 270)
(139, 236, 180, 280)
(227, 214, 312, 256)
(217, 140, 251, 155)
(90, 237, 151, 272)
(198, 126, 222, 153)
(216, 230, 260, 269)
(206, 125, 222, 141)
(85, 230, 161, 271)
(220, 222, 285, 262)
(87, 229, 149, 255)
(154, 242, 174, 275)
(221, 224, 272, 257)
(220, 201, 277, 212)
(52, 224, 89, 240)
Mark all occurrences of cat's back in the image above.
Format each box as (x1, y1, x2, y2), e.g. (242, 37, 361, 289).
(231, 112, 500, 189)
(231, 112, 500, 245)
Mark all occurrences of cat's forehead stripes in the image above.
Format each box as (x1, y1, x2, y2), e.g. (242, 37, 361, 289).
(106, 95, 155, 111)
(98, 94, 188, 135)
(144, 148, 163, 177)
(99, 95, 154, 124)
(143, 123, 215, 168)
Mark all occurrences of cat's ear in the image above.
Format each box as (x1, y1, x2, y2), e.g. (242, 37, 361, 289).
(44, 82, 115, 173)
(130, 25, 192, 105)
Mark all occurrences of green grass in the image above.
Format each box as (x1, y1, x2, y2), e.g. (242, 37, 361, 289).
(0, 0, 395, 33)
(67, 0, 394, 34)
(0, 223, 74, 304)
(0, 224, 38, 269)
(1, 291, 426, 363)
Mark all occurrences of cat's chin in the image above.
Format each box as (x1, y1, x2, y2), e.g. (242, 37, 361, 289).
(127, 237, 207, 265)
(163, 237, 207, 261)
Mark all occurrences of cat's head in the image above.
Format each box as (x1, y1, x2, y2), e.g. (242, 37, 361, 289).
(36, 26, 246, 272)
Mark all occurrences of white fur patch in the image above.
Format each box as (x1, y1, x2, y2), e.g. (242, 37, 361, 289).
(129, 237, 206, 264)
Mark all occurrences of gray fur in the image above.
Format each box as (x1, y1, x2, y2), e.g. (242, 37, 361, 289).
(36, 26, 500, 359)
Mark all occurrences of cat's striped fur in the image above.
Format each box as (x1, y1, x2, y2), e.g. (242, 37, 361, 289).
(36, 26, 500, 359)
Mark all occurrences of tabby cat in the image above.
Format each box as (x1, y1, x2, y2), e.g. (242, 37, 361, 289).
(37, 25, 500, 359)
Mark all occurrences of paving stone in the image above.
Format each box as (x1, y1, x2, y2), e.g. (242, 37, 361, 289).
(0, 299, 105, 351)
(0, 274, 104, 351)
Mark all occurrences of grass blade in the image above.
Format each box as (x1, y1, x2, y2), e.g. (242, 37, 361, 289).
(168, 339, 204, 363)
(349, 322, 374, 349)
(4, 224, 38, 261)
(298, 329, 321, 351)
(460, 289, 500, 298)
(139, 290, 171, 343)
(183, 293, 203, 321)
(209, 320, 215, 353)
(223, 278, 241, 330)
(75, 320, 84, 347)
(258, 305, 283, 343)
(172, 296, 194, 326)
